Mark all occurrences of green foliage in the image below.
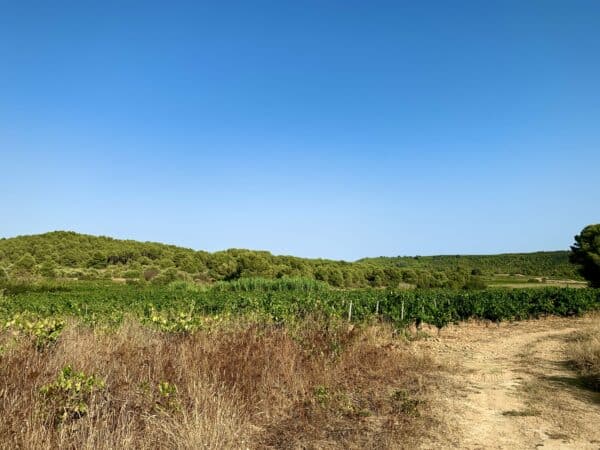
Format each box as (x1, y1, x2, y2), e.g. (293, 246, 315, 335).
(0, 231, 580, 289)
(39, 260, 57, 278)
(361, 251, 579, 280)
(158, 380, 177, 397)
(570, 224, 600, 288)
(314, 385, 330, 406)
(122, 269, 141, 279)
(151, 267, 188, 285)
(87, 251, 108, 269)
(146, 305, 202, 333)
(137, 379, 182, 412)
(5, 313, 65, 349)
(40, 365, 106, 424)
(463, 276, 487, 290)
(154, 381, 180, 411)
(212, 277, 329, 293)
(12, 252, 37, 278)
(0, 280, 597, 335)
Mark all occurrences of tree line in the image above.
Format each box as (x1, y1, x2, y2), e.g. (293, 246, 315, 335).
(0, 230, 584, 289)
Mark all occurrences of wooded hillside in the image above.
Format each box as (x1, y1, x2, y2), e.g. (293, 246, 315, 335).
(0, 231, 580, 288)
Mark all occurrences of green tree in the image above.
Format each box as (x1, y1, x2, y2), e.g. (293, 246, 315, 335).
(60, 249, 81, 267)
(207, 253, 239, 280)
(39, 260, 57, 278)
(87, 251, 107, 269)
(463, 276, 487, 290)
(570, 224, 600, 287)
(237, 253, 272, 278)
(158, 258, 176, 269)
(177, 255, 198, 274)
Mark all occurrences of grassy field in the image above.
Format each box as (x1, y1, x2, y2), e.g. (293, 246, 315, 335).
(484, 274, 587, 289)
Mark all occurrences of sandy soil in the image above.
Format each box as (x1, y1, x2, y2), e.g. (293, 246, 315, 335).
(420, 316, 600, 449)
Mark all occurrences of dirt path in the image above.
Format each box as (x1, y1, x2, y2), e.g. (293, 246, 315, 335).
(421, 316, 600, 449)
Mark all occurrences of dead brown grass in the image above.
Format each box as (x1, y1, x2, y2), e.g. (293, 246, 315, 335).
(0, 318, 444, 449)
(567, 322, 600, 391)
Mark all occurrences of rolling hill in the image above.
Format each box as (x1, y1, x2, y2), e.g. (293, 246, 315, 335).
(0, 231, 580, 288)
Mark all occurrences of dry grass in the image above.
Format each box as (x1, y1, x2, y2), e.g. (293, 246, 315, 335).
(0, 318, 444, 449)
(567, 322, 600, 391)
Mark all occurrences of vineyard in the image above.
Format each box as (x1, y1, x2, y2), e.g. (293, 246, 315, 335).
(2, 279, 598, 334)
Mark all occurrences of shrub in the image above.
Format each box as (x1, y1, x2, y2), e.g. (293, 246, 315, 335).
(40, 365, 106, 424)
(11, 253, 37, 278)
(5, 314, 65, 349)
(146, 306, 201, 333)
(463, 276, 487, 290)
(122, 269, 141, 279)
(143, 267, 160, 281)
(156, 381, 180, 411)
(39, 260, 57, 278)
(568, 324, 600, 391)
(151, 267, 187, 285)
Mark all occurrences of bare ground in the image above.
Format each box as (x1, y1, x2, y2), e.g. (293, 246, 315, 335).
(419, 316, 600, 449)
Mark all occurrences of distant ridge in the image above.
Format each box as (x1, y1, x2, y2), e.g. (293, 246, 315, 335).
(358, 251, 575, 278)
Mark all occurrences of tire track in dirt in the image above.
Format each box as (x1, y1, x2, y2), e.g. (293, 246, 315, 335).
(421, 316, 600, 449)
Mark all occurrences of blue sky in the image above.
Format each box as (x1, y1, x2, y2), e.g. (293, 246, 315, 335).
(1, 1, 599, 260)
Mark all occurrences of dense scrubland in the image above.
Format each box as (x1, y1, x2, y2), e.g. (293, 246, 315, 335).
(0, 231, 581, 289)
(360, 251, 578, 278)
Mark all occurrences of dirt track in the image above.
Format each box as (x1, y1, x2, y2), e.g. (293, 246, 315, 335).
(421, 316, 600, 449)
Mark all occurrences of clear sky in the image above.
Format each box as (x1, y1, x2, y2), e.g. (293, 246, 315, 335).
(1, 1, 599, 260)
